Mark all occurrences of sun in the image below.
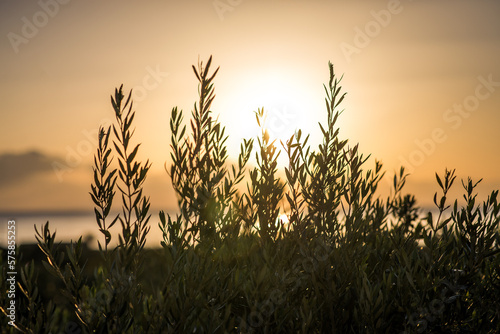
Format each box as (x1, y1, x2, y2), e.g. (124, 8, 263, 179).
(218, 69, 321, 165)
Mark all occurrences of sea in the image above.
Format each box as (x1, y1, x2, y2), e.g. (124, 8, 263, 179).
(1, 206, 445, 250)
(0, 211, 171, 249)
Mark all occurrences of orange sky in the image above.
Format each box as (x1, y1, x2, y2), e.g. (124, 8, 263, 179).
(1, 0, 499, 213)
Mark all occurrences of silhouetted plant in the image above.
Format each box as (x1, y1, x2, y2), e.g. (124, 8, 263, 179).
(111, 85, 151, 259)
(90, 125, 118, 253)
(2, 56, 499, 333)
(166, 56, 252, 246)
(244, 107, 285, 241)
(298, 63, 348, 241)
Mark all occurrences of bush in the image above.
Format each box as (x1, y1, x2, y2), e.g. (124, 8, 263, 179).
(1, 56, 499, 333)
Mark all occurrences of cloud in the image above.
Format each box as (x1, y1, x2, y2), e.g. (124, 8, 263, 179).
(0, 150, 62, 186)
(0, 149, 178, 213)
(0, 149, 95, 212)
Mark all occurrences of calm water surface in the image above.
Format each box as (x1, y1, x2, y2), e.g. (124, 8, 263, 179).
(0, 212, 169, 249)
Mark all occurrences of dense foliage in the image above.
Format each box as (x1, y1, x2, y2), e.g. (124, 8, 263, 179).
(1, 57, 500, 333)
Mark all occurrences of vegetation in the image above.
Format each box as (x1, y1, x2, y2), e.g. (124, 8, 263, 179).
(1, 56, 500, 333)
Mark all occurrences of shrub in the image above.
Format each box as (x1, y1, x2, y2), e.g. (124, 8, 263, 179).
(1, 56, 499, 333)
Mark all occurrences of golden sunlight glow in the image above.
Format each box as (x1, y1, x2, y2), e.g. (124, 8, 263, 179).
(218, 68, 322, 165)
(279, 214, 289, 225)
(247, 73, 312, 144)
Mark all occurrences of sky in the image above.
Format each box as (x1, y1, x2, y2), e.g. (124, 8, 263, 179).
(1, 0, 500, 215)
